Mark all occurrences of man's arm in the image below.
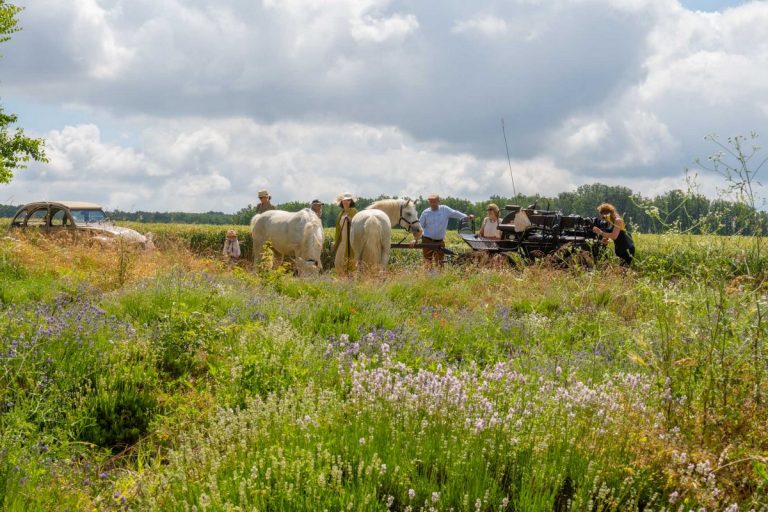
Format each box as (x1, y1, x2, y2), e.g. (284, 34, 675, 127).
(446, 206, 473, 220)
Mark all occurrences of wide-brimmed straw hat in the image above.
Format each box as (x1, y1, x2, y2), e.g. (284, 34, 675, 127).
(258, 189, 270, 199)
(336, 192, 357, 204)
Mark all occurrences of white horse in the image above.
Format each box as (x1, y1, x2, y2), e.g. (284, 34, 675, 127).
(350, 198, 421, 273)
(250, 208, 323, 276)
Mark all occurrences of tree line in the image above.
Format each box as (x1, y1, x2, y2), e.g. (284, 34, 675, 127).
(4, 182, 764, 235)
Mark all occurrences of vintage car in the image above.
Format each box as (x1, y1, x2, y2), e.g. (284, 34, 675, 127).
(8, 201, 154, 250)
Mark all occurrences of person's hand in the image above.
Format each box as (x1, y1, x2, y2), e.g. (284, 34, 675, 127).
(468, 214, 475, 220)
(409, 238, 417, 247)
(592, 226, 601, 235)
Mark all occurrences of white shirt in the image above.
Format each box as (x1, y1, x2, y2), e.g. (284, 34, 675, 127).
(481, 217, 501, 238)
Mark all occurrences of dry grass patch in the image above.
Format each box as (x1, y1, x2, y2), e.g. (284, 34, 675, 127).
(5, 234, 227, 291)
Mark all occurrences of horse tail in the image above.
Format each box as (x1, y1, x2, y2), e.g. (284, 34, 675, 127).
(360, 216, 385, 271)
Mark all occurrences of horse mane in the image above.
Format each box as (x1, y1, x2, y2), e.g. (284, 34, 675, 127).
(367, 198, 410, 210)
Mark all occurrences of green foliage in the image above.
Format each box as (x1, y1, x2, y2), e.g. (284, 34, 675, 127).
(77, 377, 157, 452)
(109, 208, 234, 225)
(0, 1, 21, 44)
(0, 203, 18, 217)
(0, 109, 47, 183)
(0, 4, 47, 184)
(153, 304, 226, 379)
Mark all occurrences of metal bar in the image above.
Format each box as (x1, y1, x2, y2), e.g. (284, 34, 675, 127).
(391, 243, 455, 255)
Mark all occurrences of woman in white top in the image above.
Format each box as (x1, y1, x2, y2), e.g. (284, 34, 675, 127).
(479, 203, 501, 239)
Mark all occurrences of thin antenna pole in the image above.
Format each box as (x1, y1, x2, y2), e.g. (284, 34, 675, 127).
(501, 118, 517, 197)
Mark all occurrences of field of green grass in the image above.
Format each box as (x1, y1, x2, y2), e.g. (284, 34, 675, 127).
(1, 223, 767, 511)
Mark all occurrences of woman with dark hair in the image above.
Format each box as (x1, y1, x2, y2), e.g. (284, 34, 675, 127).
(592, 202, 635, 266)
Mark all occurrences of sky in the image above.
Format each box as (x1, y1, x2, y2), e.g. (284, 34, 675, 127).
(1, 0, 766, 213)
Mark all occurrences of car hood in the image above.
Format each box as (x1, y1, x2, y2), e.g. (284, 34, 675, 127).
(79, 223, 149, 243)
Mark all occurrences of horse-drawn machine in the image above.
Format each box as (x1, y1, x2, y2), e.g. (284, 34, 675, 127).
(389, 203, 611, 267)
(457, 204, 610, 265)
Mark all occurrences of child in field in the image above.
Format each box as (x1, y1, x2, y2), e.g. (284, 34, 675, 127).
(222, 229, 241, 266)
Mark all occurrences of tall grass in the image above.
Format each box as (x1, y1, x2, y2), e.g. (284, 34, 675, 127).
(0, 231, 766, 510)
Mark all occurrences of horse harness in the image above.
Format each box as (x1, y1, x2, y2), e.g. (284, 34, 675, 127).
(398, 201, 419, 233)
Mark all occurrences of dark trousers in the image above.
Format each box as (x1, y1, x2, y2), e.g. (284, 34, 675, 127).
(421, 236, 445, 267)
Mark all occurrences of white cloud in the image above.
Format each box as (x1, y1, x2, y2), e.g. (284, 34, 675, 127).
(2, 0, 768, 212)
(176, 173, 232, 197)
(452, 15, 508, 37)
(350, 13, 419, 43)
(561, 120, 611, 154)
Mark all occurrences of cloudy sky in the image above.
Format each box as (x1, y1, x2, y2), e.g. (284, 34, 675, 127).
(1, 0, 766, 213)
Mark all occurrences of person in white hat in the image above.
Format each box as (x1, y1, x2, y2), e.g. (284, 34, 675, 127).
(333, 192, 357, 274)
(255, 189, 275, 214)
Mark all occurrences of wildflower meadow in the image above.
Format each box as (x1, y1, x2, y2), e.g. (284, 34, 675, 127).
(0, 228, 766, 511)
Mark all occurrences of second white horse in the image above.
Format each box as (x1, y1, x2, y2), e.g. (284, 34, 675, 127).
(350, 199, 421, 273)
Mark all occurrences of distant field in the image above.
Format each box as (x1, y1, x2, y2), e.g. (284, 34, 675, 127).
(109, 220, 768, 279)
(3, 218, 767, 279)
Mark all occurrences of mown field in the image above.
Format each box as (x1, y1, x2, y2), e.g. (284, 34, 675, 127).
(1, 222, 767, 511)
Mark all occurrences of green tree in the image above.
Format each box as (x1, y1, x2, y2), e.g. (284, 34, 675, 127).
(0, 1, 47, 183)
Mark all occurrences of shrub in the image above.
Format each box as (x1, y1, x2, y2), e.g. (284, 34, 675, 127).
(77, 377, 157, 452)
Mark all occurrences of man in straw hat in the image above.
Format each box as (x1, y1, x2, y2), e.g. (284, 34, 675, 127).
(255, 189, 275, 214)
(411, 193, 474, 270)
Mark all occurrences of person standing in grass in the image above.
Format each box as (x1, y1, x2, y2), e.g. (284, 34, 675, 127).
(592, 202, 635, 266)
(310, 199, 323, 219)
(479, 203, 501, 239)
(411, 193, 474, 270)
(255, 189, 275, 214)
(333, 193, 358, 274)
(222, 229, 241, 267)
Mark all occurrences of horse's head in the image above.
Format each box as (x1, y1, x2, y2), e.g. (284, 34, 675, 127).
(296, 214, 324, 276)
(295, 256, 321, 277)
(398, 199, 422, 233)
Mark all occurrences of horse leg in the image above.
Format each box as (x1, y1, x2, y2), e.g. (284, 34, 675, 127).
(252, 237, 264, 266)
(379, 246, 390, 274)
(273, 251, 284, 269)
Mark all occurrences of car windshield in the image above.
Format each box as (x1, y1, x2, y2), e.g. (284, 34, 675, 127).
(70, 209, 108, 225)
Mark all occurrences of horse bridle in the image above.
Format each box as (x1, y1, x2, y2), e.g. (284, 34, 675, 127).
(398, 201, 419, 233)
